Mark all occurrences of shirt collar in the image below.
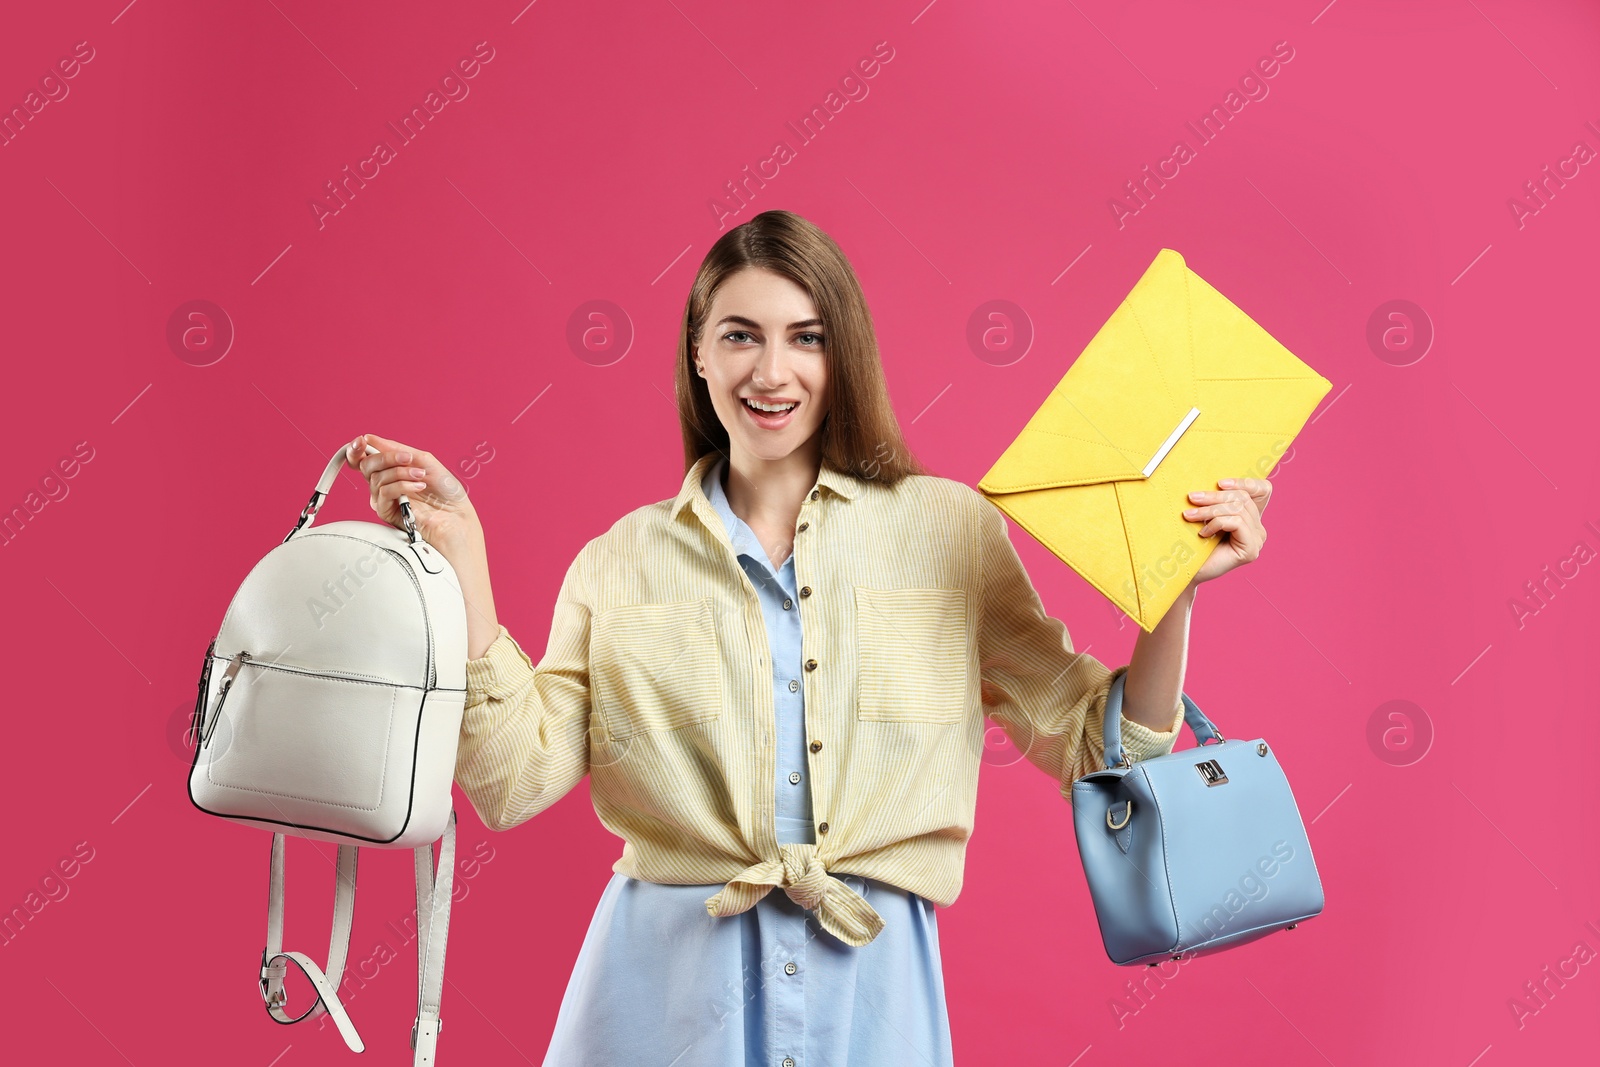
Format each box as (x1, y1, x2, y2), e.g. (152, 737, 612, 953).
(671, 451, 862, 523)
(703, 457, 769, 564)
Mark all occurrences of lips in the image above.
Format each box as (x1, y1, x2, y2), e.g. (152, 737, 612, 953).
(741, 396, 798, 429)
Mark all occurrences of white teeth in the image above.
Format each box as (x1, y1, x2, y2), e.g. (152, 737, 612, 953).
(744, 398, 796, 413)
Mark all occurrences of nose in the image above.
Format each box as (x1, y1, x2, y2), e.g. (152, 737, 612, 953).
(752, 343, 791, 389)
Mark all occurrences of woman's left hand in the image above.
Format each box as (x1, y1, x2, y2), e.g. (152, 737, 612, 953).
(1182, 477, 1272, 586)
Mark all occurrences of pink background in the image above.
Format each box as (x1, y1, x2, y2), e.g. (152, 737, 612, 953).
(3, 1, 1598, 1063)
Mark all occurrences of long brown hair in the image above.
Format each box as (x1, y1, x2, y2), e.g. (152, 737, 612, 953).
(674, 209, 930, 487)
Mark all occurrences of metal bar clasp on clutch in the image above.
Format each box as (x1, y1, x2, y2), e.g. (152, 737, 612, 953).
(1142, 406, 1200, 477)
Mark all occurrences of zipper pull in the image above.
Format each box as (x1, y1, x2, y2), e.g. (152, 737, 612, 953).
(189, 639, 218, 748)
(202, 651, 250, 747)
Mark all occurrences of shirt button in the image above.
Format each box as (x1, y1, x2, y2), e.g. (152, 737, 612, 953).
(810, 740, 823, 753)
(799, 586, 812, 598)
(785, 961, 798, 975)
(797, 521, 809, 532)
(783, 598, 793, 610)
(789, 771, 802, 785)
(818, 822, 829, 834)
(783, 1059, 796, 1067)
(804, 658, 817, 671)
(809, 490, 820, 501)
(788, 679, 799, 693)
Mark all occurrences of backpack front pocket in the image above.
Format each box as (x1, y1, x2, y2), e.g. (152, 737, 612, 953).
(203, 658, 416, 813)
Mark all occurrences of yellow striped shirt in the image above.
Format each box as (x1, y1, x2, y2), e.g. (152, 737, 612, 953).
(454, 451, 1185, 946)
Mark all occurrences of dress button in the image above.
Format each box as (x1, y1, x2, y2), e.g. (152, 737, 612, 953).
(804, 658, 817, 671)
(789, 771, 802, 785)
(797, 521, 809, 532)
(788, 679, 799, 693)
(783, 597, 793, 610)
(799, 586, 812, 598)
(810, 740, 823, 753)
(818, 822, 829, 834)
(785, 961, 798, 975)
(809, 489, 820, 501)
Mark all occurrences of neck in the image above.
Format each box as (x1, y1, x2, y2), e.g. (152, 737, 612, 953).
(722, 440, 820, 534)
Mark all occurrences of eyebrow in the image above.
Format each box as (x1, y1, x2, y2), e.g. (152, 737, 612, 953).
(714, 315, 824, 331)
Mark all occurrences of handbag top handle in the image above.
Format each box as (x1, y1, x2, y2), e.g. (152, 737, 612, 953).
(284, 442, 418, 545)
(1101, 671, 1226, 770)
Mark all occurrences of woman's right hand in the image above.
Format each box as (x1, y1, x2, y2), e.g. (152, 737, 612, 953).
(344, 433, 479, 553)
(347, 433, 502, 659)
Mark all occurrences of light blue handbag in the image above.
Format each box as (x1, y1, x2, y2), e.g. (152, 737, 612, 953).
(1071, 673, 1325, 966)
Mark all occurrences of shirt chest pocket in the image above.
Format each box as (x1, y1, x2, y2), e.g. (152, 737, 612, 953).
(591, 597, 726, 741)
(855, 586, 970, 725)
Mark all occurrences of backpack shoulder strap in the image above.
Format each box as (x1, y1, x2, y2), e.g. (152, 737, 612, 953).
(258, 834, 365, 1052)
(410, 809, 457, 1066)
(253, 812, 458, 1064)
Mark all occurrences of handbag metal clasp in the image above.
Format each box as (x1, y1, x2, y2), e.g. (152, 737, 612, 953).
(1106, 800, 1133, 830)
(1195, 759, 1228, 786)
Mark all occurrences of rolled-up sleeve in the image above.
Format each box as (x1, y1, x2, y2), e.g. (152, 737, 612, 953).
(975, 498, 1184, 800)
(455, 542, 594, 831)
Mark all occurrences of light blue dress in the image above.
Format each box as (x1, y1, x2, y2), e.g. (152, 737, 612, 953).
(540, 457, 955, 1066)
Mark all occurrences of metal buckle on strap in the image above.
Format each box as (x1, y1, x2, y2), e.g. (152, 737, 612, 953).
(411, 1018, 442, 1048)
(259, 948, 287, 1007)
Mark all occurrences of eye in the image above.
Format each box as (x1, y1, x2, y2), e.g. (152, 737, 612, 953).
(795, 332, 825, 347)
(723, 330, 755, 344)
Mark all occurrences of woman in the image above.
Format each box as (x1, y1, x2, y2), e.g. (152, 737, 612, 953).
(345, 209, 1272, 1064)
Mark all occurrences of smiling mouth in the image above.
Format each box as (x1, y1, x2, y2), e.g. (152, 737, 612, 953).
(743, 398, 798, 415)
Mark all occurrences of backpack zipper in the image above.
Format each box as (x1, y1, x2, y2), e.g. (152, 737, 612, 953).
(199, 648, 434, 750)
(190, 638, 217, 749)
(388, 545, 437, 689)
(229, 654, 423, 688)
(201, 650, 250, 747)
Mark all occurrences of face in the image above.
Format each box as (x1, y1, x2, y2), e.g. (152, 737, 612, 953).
(693, 268, 830, 465)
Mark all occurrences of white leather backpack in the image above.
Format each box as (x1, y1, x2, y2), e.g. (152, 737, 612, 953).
(187, 442, 468, 1065)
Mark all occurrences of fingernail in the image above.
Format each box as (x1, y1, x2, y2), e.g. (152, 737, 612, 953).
(1219, 478, 1234, 487)
(397, 451, 412, 463)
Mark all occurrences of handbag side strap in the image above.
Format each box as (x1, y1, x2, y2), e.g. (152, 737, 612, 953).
(410, 809, 457, 1066)
(259, 833, 365, 1053)
(1101, 671, 1225, 770)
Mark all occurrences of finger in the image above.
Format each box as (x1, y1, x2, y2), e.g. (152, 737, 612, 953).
(361, 432, 409, 453)
(1198, 515, 1262, 559)
(370, 463, 429, 494)
(376, 479, 427, 513)
(344, 433, 370, 469)
(358, 441, 422, 478)
(1183, 500, 1247, 522)
(1197, 489, 1260, 518)
(1188, 488, 1253, 505)
(1197, 513, 1246, 539)
(1220, 477, 1272, 507)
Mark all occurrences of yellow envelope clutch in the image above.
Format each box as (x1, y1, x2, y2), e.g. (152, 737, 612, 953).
(978, 248, 1332, 633)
